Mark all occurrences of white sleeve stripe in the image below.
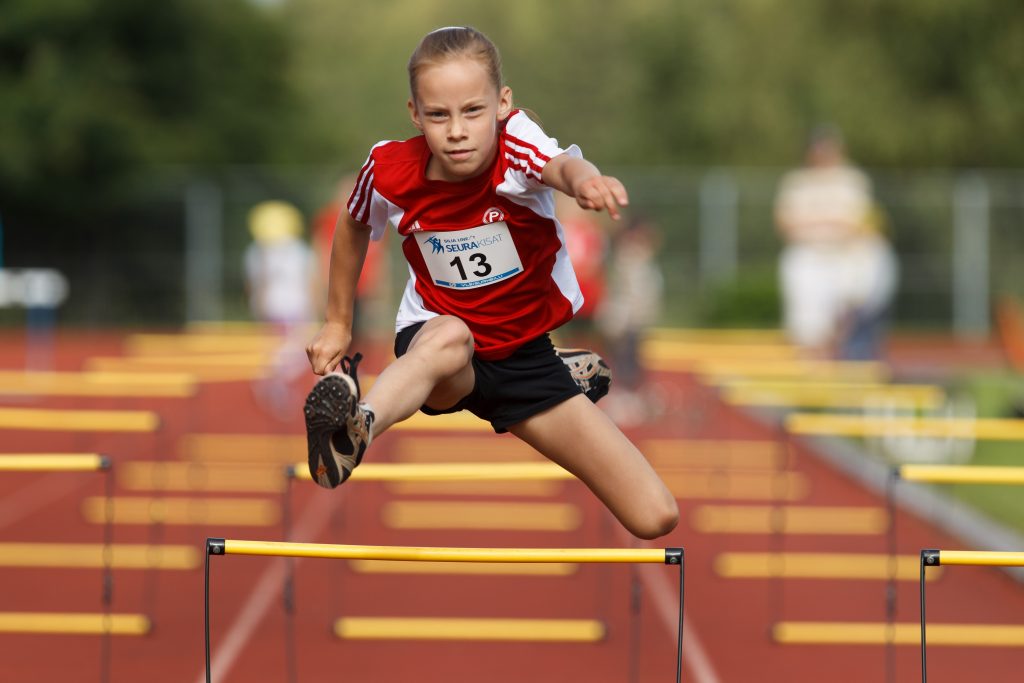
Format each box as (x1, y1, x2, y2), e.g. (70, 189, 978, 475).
(503, 140, 548, 174)
(504, 131, 552, 163)
(348, 152, 374, 208)
(355, 172, 375, 223)
(348, 162, 375, 223)
(503, 152, 542, 181)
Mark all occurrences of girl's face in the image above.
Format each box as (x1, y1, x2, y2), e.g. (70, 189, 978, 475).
(409, 56, 513, 183)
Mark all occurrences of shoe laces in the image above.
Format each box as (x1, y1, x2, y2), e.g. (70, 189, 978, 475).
(339, 352, 363, 398)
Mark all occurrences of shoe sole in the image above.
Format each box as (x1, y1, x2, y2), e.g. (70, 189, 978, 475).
(304, 374, 355, 489)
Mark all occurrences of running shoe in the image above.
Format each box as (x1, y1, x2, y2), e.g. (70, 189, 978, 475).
(304, 353, 374, 488)
(555, 347, 613, 403)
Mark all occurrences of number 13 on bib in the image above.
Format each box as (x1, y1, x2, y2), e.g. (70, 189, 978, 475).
(415, 222, 524, 290)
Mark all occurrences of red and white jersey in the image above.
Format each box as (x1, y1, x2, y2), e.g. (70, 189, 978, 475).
(347, 110, 583, 360)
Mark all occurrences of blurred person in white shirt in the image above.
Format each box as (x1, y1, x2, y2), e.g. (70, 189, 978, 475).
(774, 126, 897, 359)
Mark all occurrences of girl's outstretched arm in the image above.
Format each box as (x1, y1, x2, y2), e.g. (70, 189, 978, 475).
(542, 154, 629, 220)
(306, 209, 371, 374)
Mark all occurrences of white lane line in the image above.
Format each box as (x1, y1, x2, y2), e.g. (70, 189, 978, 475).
(638, 563, 721, 683)
(615, 520, 721, 683)
(194, 491, 337, 683)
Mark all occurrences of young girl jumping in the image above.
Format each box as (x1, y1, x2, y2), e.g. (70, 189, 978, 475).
(304, 26, 678, 540)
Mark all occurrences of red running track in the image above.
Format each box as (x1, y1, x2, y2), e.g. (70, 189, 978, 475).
(0, 329, 1021, 683)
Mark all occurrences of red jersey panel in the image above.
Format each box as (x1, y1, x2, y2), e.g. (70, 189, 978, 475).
(347, 110, 583, 360)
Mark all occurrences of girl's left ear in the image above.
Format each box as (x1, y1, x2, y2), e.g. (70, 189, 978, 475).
(497, 86, 513, 119)
(408, 99, 424, 132)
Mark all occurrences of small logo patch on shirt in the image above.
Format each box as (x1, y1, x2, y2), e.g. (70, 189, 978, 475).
(482, 207, 505, 223)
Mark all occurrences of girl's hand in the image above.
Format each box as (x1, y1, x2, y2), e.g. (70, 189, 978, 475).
(306, 321, 352, 375)
(573, 175, 629, 220)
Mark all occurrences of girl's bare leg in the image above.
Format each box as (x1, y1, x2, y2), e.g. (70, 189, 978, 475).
(362, 315, 475, 436)
(509, 394, 679, 540)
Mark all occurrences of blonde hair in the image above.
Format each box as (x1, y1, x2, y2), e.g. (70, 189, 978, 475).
(407, 26, 503, 102)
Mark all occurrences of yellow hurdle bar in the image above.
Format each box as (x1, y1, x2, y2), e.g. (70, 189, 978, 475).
(334, 617, 605, 642)
(124, 332, 286, 355)
(181, 433, 305, 463)
(85, 356, 270, 383)
(690, 359, 887, 381)
(774, 621, 1024, 646)
(385, 480, 562, 497)
(381, 501, 581, 532)
(0, 542, 199, 569)
(120, 462, 285, 493)
(715, 552, 941, 581)
(83, 497, 279, 526)
(209, 539, 679, 564)
(720, 381, 945, 410)
(924, 550, 1024, 567)
(0, 407, 160, 432)
(899, 465, 1024, 485)
(0, 370, 197, 398)
(692, 505, 888, 535)
(0, 454, 108, 472)
(289, 461, 574, 482)
(641, 339, 801, 362)
(0, 612, 151, 636)
(788, 413, 1024, 440)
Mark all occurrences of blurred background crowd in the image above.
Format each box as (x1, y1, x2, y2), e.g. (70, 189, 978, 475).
(1, 0, 1022, 346)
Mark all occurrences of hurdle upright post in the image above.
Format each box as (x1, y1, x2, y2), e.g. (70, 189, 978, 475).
(920, 549, 938, 683)
(667, 547, 684, 683)
(204, 538, 685, 683)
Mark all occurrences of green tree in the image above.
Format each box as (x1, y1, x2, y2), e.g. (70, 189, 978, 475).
(286, 0, 1024, 168)
(0, 0, 303, 213)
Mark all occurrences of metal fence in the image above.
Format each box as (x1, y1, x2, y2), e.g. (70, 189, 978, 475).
(3, 166, 1021, 334)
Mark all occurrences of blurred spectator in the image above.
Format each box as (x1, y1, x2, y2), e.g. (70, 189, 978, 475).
(597, 215, 664, 425)
(838, 203, 899, 360)
(557, 192, 608, 343)
(312, 175, 392, 342)
(244, 200, 317, 416)
(774, 126, 898, 359)
(245, 200, 316, 325)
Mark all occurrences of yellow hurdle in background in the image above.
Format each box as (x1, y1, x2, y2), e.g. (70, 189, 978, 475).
(898, 465, 1024, 485)
(788, 413, 1024, 441)
(288, 461, 574, 482)
(0, 370, 197, 398)
(719, 381, 946, 410)
(0, 407, 160, 432)
(0, 454, 109, 472)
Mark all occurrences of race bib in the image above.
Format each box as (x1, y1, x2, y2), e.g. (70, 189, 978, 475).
(415, 222, 523, 290)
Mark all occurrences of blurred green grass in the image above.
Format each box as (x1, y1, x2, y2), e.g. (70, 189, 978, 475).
(937, 372, 1024, 533)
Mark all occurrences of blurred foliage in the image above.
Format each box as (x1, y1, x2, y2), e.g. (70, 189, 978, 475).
(3, 0, 1022, 213)
(1, 0, 1022, 324)
(0, 0, 304, 215)
(286, 0, 1024, 168)
(938, 372, 1024, 532)
(697, 266, 780, 328)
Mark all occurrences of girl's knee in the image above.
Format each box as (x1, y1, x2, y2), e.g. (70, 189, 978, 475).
(632, 498, 679, 540)
(411, 317, 474, 365)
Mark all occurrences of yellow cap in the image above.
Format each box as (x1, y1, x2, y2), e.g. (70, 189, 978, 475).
(248, 201, 304, 243)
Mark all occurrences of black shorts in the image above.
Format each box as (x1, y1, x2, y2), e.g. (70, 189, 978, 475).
(394, 321, 581, 433)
